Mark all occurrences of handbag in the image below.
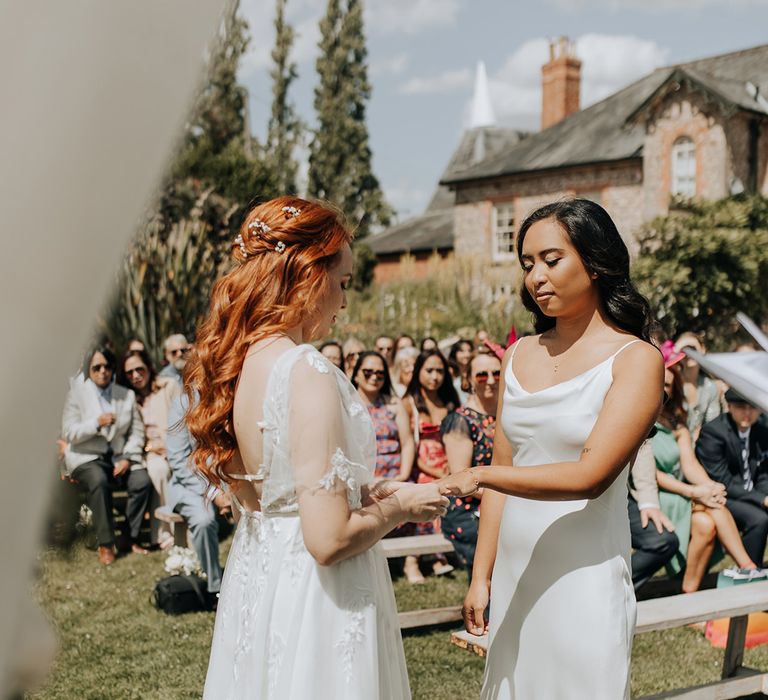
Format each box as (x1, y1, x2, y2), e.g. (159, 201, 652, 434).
(152, 574, 213, 615)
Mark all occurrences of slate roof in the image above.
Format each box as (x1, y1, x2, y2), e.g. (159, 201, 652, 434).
(442, 43, 768, 186)
(369, 126, 527, 255)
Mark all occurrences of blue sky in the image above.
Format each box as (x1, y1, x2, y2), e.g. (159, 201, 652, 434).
(239, 0, 768, 222)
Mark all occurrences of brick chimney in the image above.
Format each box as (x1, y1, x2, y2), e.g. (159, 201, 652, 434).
(541, 36, 581, 130)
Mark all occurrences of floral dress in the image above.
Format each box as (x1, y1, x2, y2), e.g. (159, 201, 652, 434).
(440, 407, 495, 577)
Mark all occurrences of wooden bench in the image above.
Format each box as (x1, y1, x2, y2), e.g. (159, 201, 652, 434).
(450, 580, 768, 698)
(154, 506, 188, 547)
(379, 534, 464, 630)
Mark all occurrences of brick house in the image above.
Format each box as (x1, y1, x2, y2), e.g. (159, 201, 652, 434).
(369, 40, 768, 281)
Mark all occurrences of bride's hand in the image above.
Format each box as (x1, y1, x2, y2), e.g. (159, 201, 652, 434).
(437, 469, 479, 498)
(395, 483, 449, 522)
(361, 479, 408, 506)
(463, 580, 490, 636)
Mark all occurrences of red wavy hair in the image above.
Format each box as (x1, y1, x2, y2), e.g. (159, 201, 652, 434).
(184, 196, 353, 487)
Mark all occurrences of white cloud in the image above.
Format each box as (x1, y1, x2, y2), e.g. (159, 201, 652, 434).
(484, 34, 668, 127)
(544, 0, 764, 9)
(400, 67, 472, 95)
(385, 181, 430, 219)
(366, 0, 460, 34)
(370, 53, 410, 77)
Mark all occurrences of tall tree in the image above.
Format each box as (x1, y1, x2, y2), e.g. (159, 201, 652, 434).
(266, 0, 302, 194)
(308, 0, 392, 238)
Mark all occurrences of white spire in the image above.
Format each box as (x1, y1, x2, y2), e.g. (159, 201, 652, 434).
(469, 61, 495, 128)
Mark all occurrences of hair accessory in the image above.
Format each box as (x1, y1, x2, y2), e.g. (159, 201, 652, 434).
(275, 241, 287, 253)
(248, 219, 271, 234)
(234, 233, 247, 257)
(281, 206, 301, 218)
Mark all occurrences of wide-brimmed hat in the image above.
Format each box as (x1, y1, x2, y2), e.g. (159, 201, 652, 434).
(660, 340, 685, 369)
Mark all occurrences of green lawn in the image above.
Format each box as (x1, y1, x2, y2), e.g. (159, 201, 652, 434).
(29, 538, 768, 699)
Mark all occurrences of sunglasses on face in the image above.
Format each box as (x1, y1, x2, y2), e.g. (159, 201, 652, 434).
(126, 366, 147, 377)
(361, 368, 385, 380)
(90, 364, 112, 373)
(474, 370, 501, 383)
(169, 347, 190, 357)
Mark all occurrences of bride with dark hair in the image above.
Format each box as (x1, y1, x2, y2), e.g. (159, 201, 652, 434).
(440, 199, 664, 699)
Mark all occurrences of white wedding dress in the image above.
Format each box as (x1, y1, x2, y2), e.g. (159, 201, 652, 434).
(482, 340, 638, 699)
(203, 344, 410, 699)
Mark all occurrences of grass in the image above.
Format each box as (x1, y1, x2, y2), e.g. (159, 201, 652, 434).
(29, 537, 768, 699)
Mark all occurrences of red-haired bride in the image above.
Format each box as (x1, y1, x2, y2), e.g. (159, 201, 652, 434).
(185, 197, 447, 699)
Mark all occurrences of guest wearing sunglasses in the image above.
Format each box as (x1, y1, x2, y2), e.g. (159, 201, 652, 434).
(118, 349, 182, 548)
(440, 353, 500, 578)
(352, 352, 421, 582)
(61, 346, 151, 564)
(159, 333, 191, 383)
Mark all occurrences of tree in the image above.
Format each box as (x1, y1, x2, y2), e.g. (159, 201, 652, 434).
(308, 0, 392, 238)
(633, 196, 768, 346)
(266, 0, 302, 194)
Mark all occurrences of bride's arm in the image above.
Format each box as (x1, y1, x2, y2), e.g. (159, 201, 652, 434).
(444, 342, 663, 501)
(291, 361, 447, 566)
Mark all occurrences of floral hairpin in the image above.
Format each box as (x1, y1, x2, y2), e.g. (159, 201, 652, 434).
(234, 233, 247, 257)
(236, 217, 288, 257)
(281, 205, 301, 218)
(248, 219, 272, 234)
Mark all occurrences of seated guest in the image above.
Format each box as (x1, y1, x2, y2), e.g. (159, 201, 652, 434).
(448, 339, 474, 405)
(674, 332, 722, 440)
(166, 394, 228, 594)
(394, 334, 415, 354)
(696, 388, 768, 566)
(351, 352, 421, 582)
(655, 364, 759, 592)
(62, 346, 151, 565)
(117, 349, 181, 547)
(318, 340, 343, 371)
(440, 352, 499, 579)
(342, 336, 365, 378)
(374, 335, 396, 368)
(392, 346, 418, 398)
(159, 333, 191, 382)
(628, 440, 679, 591)
(420, 336, 438, 352)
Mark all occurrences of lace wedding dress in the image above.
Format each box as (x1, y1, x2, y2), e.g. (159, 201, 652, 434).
(203, 345, 410, 699)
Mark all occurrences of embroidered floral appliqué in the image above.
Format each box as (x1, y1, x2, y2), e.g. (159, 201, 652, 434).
(267, 632, 286, 693)
(336, 597, 374, 683)
(318, 449, 364, 509)
(305, 352, 330, 374)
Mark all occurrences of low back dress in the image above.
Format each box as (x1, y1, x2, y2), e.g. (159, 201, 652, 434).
(203, 344, 410, 699)
(482, 339, 640, 700)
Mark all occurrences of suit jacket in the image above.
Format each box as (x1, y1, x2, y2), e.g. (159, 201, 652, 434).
(62, 379, 145, 474)
(695, 413, 768, 508)
(628, 440, 660, 508)
(165, 393, 209, 510)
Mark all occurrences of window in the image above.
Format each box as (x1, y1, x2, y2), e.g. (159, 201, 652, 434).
(492, 203, 515, 261)
(671, 137, 696, 198)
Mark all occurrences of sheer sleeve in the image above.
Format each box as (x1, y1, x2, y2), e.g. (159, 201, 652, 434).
(441, 410, 471, 440)
(262, 348, 370, 514)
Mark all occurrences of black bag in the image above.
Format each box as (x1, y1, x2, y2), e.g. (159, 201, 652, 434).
(152, 574, 213, 614)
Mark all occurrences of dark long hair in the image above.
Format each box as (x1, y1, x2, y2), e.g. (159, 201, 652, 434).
(661, 363, 688, 429)
(350, 351, 394, 400)
(405, 349, 460, 415)
(116, 348, 158, 395)
(516, 199, 653, 341)
(82, 345, 116, 379)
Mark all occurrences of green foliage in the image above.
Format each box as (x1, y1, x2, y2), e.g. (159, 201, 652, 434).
(633, 196, 768, 346)
(266, 0, 302, 194)
(308, 0, 392, 238)
(101, 187, 233, 365)
(336, 254, 533, 345)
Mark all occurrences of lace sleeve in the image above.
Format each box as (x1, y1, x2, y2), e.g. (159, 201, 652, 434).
(286, 351, 367, 510)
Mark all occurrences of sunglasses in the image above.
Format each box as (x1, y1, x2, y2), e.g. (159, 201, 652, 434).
(169, 347, 190, 357)
(474, 370, 501, 383)
(126, 366, 147, 376)
(90, 363, 112, 373)
(361, 368, 385, 380)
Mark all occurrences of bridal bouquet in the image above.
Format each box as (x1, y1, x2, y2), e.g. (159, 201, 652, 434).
(163, 546, 206, 578)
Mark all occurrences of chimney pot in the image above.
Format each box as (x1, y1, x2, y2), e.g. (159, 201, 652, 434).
(541, 36, 581, 130)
